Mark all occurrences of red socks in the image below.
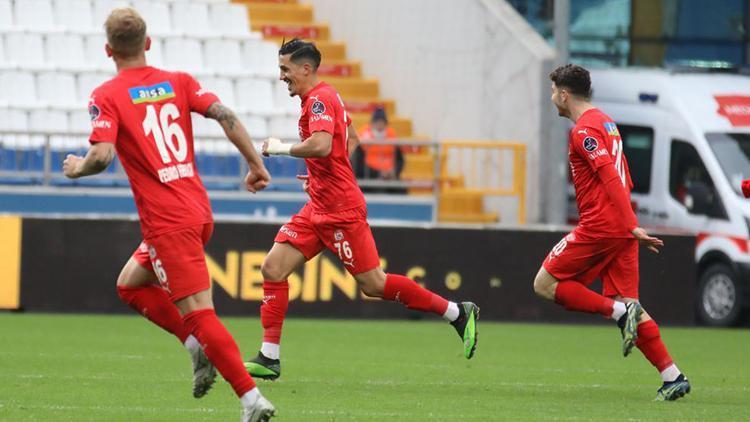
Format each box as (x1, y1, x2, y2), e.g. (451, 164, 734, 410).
(182, 309, 256, 397)
(635, 320, 674, 371)
(261, 280, 289, 345)
(383, 273, 449, 315)
(553, 281, 614, 318)
(117, 285, 190, 343)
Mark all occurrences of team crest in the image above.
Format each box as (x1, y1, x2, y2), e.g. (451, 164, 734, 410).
(311, 101, 326, 114)
(88, 102, 100, 121)
(334, 230, 344, 241)
(583, 137, 599, 152)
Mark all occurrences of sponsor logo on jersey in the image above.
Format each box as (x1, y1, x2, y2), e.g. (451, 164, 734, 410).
(310, 114, 332, 123)
(603, 122, 620, 137)
(588, 149, 608, 160)
(128, 81, 176, 104)
(334, 230, 344, 241)
(279, 225, 298, 239)
(311, 100, 326, 114)
(583, 136, 599, 152)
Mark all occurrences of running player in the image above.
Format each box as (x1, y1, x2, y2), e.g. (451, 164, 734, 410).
(62, 8, 275, 420)
(534, 64, 690, 401)
(244, 39, 478, 380)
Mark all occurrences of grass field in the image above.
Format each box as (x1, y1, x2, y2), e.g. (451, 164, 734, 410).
(0, 314, 748, 421)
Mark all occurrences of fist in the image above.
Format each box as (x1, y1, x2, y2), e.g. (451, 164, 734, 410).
(62, 154, 83, 179)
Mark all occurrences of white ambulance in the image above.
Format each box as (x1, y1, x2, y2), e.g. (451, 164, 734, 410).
(587, 68, 750, 326)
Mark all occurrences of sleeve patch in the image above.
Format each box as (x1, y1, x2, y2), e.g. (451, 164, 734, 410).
(582, 136, 599, 152)
(311, 101, 326, 114)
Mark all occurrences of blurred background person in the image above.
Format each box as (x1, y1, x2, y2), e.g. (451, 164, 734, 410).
(353, 107, 405, 194)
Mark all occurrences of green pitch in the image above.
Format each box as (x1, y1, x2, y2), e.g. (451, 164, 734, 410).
(0, 314, 748, 421)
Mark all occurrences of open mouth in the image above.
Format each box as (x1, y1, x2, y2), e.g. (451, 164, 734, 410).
(284, 79, 293, 93)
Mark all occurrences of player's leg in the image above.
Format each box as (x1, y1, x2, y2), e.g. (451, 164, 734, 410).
(535, 233, 628, 319)
(244, 241, 308, 380)
(246, 206, 323, 380)
(604, 240, 690, 401)
(160, 224, 275, 418)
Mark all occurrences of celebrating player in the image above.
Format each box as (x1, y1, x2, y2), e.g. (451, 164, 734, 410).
(533, 64, 690, 401)
(62, 8, 275, 421)
(244, 39, 479, 380)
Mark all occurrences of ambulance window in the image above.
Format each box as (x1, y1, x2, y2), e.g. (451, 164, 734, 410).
(618, 125, 653, 194)
(669, 140, 728, 219)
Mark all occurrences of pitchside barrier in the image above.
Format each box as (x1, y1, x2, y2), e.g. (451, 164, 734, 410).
(0, 216, 696, 325)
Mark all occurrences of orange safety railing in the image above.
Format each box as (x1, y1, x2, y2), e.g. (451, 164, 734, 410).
(440, 140, 526, 224)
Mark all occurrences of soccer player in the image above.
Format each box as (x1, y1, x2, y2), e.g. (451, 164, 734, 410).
(244, 39, 478, 380)
(62, 8, 276, 420)
(534, 64, 690, 401)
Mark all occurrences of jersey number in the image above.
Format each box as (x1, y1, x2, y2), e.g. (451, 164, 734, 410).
(143, 104, 188, 164)
(611, 138, 626, 187)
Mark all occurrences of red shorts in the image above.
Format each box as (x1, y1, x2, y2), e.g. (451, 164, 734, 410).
(132, 223, 214, 302)
(543, 229, 639, 299)
(274, 204, 380, 275)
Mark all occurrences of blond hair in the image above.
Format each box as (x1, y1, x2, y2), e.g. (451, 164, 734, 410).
(104, 7, 147, 58)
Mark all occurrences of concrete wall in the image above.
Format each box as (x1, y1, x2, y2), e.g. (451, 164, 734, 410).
(307, 0, 557, 223)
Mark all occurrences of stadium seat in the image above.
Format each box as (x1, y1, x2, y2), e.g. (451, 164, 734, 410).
(84, 34, 115, 72)
(209, 3, 252, 37)
(241, 40, 278, 78)
(198, 76, 236, 108)
(204, 39, 245, 76)
(69, 110, 91, 134)
(145, 37, 165, 68)
(192, 113, 224, 138)
(14, 0, 57, 32)
(274, 80, 300, 114)
(236, 78, 277, 116)
(171, 2, 212, 37)
(92, 0, 132, 29)
(239, 113, 269, 139)
(0, 71, 38, 108)
(54, 0, 96, 34)
(30, 109, 70, 133)
(77, 72, 113, 104)
(5, 33, 48, 70)
(46, 34, 90, 72)
(268, 115, 299, 140)
(163, 37, 204, 73)
(132, 1, 172, 36)
(0, 0, 13, 30)
(37, 72, 79, 109)
(18, 136, 45, 172)
(0, 108, 28, 132)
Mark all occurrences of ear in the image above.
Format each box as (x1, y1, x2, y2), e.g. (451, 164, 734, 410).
(105, 43, 113, 58)
(145, 36, 152, 52)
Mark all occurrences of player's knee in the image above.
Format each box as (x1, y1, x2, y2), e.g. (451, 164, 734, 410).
(261, 258, 286, 281)
(533, 276, 554, 300)
(360, 282, 383, 298)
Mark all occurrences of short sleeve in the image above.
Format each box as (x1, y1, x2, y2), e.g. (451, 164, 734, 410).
(571, 125, 612, 171)
(307, 93, 337, 135)
(181, 72, 220, 115)
(88, 89, 119, 145)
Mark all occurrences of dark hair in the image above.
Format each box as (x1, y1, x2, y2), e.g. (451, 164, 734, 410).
(279, 38, 321, 71)
(549, 64, 591, 99)
(371, 107, 387, 124)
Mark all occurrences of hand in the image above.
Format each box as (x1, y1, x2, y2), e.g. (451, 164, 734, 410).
(62, 154, 83, 179)
(296, 174, 309, 194)
(631, 227, 663, 254)
(244, 166, 271, 193)
(262, 137, 291, 156)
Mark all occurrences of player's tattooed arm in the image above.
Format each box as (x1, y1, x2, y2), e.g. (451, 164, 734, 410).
(206, 102, 238, 131)
(62, 142, 115, 179)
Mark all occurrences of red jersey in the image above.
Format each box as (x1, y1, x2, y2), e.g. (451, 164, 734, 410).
(298, 82, 365, 213)
(88, 66, 219, 239)
(569, 108, 635, 238)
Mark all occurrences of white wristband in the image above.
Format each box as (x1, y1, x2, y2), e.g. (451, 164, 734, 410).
(265, 137, 293, 156)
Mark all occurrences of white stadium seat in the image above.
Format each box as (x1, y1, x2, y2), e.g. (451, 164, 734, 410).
(14, 0, 56, 32)
(171, 3, 212, 37)
(5, 33, 48, 70)
(0, 108, 28, 132)
(0, 71, 38, 108)
(54, 0, 96, 34)
(85, 34, 114, 72)
(192, 113, 224, 137)
(30, 109, 70, 133)
(204, 39, 244, 75)
(240, 114, 269, 139)
(0, 0, 14, 30)
(145, 37, 165, 68)
(37, 72, 79, 109)
(46, 34, 89, 72)
(69, 110, 92, 134)
(77, 73, 113, 103)
(274, 81, 300, 114)
(132, 1, 172, 36)
(209, 3, 250, 37)
(235, 78, 276, 115)
(269, 115, 299, 141)
(242, 40, 278, 78)
(198, 77, 236, 109)
(92, 0, 132, 29)
(163, 38, 204, 73)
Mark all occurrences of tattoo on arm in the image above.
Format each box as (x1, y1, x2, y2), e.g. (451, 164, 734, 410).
(206, 102, 238, 131)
